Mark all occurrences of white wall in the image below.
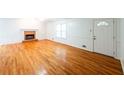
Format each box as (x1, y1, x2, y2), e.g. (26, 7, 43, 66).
(45, 18, 93, 51)
(0, 18, 45, 45)
(120, 19, 124, 73)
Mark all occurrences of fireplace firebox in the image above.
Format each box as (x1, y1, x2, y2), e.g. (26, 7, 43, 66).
(25, 34, 35, 40)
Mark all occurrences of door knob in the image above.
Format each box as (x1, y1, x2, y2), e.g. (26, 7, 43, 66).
(93, 36, 96, 40)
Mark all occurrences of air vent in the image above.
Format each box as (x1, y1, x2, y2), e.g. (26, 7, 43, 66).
(82, 45, 86, 48)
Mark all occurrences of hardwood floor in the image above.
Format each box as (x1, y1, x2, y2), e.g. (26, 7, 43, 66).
(0, 40, 123, 75)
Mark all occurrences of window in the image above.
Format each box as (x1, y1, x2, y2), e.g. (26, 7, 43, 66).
(56, 24, 61, 38)
(97, 21, 109, 26)
(56, 24, 66, 39)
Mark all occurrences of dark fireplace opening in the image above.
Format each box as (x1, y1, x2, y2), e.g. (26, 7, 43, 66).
(25, 34, 35, 40)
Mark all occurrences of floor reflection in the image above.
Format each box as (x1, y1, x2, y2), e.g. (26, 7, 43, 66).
(55, 47, 67, 62)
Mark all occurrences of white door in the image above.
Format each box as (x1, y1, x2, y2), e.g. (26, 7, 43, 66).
(93, 19, 114, 57)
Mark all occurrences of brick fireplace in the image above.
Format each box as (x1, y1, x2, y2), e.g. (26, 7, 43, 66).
(23, 31, 38, 42)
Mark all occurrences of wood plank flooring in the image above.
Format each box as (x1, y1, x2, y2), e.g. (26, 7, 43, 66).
(0, 40, 123, 75)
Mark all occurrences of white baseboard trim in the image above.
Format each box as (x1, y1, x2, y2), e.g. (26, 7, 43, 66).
(114, 56, 120, 60)
(121, 59, 124, 74)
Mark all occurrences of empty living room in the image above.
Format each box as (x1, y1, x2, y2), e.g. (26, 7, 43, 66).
(0, 18, 124, 75)
(1, 1, 124, 93)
